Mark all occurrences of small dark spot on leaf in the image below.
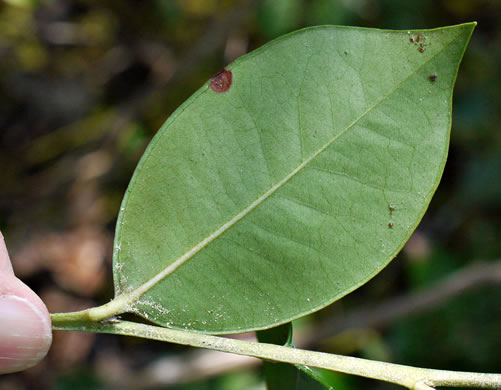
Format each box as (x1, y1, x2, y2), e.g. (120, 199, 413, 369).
(416, 34, 423, 42)
(409, 36, 415, 43)
(429, 74, 437, 82)
(418, 43, 425, 53)
(388, 205, 395, 212)
(210, 69, 232, 93)
(388, 222, 393, 228)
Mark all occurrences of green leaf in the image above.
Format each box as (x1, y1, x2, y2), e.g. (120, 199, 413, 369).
(257, 323, 298, 390)
(112, 24, 475, 333)
(257, 323, 294, 347)
(261, 353, 299, 390)
(257, 323, 337, 389)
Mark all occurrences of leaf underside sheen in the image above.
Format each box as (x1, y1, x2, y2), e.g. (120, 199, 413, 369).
(113, 24, 474, 333)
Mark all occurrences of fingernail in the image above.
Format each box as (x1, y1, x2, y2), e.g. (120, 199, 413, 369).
(0, 295, 52, 374)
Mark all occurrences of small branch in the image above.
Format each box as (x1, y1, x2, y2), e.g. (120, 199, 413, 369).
(51, 319, 501, 389)
(97, 260, 501, 387)
(306, 260, 501, 346)
(414, 381, 435, 390)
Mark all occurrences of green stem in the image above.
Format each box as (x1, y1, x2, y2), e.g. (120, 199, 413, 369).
(49, 296, 131, 323)
(51, 317, 501, 390)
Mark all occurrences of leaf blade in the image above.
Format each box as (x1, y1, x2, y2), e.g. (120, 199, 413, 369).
(113, 24, 475, 333)
(258, 323, 338, 390)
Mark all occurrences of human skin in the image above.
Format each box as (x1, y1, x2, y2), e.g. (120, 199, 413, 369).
(0, 231, 52, 374)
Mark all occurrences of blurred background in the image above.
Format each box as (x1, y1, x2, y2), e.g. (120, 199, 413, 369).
(1, 0, 500, 389)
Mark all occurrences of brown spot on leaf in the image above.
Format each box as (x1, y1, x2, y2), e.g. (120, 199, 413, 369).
(210, 69, 232, 93)
(429, 74, 437, 82)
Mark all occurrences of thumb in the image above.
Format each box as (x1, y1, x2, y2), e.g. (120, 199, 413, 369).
(0, 231, 52, 374)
